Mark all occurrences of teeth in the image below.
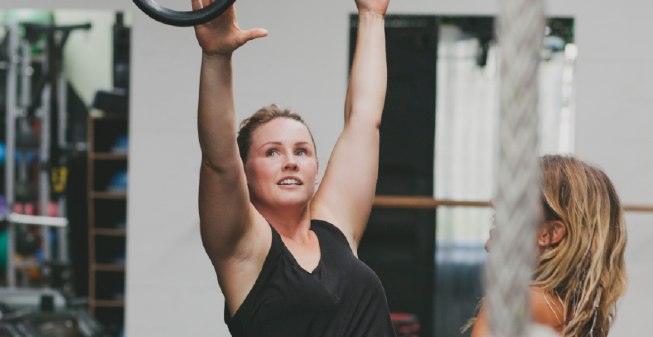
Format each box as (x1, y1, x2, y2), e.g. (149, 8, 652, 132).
(279, 179, 301, 185)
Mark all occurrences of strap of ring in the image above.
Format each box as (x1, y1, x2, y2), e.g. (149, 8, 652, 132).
(133, 0, 236, 27)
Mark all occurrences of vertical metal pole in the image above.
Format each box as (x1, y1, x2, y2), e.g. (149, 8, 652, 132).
(18, 37, 31, 287)
(40, 84, 51, 262)
(19, 43, 32, 280)
(58, 72, 68, 262)
(58, 198, 67, 261)
(5, 23, 18, 288)
(58, 72, 67, 148)
(19, 40, 31, 109)
(40, 28, 52, 264)
(6, 225, 15, 288)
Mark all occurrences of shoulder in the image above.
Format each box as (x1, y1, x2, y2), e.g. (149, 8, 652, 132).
(311, 219, 351, 247)
(470, 301, 490, 337)
(529, 286, 565, 332)
(310, 203, 359, 253)
(471, 290, 565, 337)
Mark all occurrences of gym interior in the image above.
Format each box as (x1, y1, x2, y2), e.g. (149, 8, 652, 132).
(0, 0, 651, 336)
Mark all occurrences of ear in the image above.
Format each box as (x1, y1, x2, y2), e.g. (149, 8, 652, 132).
(242, 160, 252, 184)
(314, 160, 320, 185)
(537, 220, 567, 247)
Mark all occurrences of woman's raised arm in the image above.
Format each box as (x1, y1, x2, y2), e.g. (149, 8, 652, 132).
(193, 0, 268, 263)
(311, 0, 389, 252)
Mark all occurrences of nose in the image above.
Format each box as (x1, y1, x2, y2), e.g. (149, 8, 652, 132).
(485, 228, 496, 253)
(283, 159, 298, 171)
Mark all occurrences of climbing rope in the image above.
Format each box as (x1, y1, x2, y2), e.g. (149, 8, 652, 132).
(485, 0, 545, 335)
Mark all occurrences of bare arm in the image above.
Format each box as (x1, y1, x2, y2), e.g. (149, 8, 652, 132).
(193, 1, 268, 263)
(198, 55, 255, 261)
(312, 0, 388, 251)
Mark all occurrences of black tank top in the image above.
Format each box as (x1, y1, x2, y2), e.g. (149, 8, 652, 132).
(224, 220, 396, 337)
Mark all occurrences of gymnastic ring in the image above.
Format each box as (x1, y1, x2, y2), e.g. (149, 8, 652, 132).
(133, 0, 236, 27)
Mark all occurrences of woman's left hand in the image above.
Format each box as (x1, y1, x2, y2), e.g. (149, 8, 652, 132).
(355, 0, 389, 17)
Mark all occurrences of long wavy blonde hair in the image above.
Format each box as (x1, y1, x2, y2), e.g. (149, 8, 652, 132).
(534, 155, 628, 337)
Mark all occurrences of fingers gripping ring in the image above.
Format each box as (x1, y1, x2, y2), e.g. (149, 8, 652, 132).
(133, 0, 236, 27)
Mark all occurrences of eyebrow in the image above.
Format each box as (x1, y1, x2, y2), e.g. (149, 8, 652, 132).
(259, 141, 312, 149)
(259, 141, 283, 149)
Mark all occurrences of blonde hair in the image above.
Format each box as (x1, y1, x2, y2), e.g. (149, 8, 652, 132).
(534, 154, 628, 337)
(237, 104, 316, 163)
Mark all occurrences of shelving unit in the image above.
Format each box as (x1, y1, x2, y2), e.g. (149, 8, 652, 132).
(87, 114, 128, 329)
(2, 21, 79, 290)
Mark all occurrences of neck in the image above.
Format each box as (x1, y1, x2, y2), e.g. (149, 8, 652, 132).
(253, 201, 312, 243)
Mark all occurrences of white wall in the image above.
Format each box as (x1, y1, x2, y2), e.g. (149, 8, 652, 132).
(0, 9, 121, 106)
(55, 10, 114, 106)
(2, 0, 652, 336)
(56, 10, 132, 106)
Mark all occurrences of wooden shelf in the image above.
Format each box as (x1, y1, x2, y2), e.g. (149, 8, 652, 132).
(93, 300, 124, 308)
(93, 263, 125, 272)
(91, 192, 127, 200)
(93, 228, 126, 237)
(92, 152, 128, 160)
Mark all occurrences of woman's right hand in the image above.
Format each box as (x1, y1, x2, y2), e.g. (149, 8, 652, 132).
(191, 0, 268, 57)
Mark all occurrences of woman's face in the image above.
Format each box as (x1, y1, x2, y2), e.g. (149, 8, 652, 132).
(485, 197, 562, 255)
(244, 118, 319, 210)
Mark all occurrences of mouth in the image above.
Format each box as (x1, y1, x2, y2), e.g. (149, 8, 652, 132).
(277, 177, 303, 186)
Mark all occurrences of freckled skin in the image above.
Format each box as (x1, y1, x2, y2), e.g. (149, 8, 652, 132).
(244, 118, 320, 212)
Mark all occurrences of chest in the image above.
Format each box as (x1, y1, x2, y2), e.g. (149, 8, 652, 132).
(270, 236, 380, 311)
(227, 225, 394, 337)
(280, 232, 321, 274)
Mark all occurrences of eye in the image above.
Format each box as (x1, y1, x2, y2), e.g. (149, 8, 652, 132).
(266, 149, 279, 157)
(295, 148, 307, 156)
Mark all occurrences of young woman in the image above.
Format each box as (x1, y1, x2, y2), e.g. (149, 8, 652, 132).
(191, 0, 394, 335)
(472, 155, 628, 337)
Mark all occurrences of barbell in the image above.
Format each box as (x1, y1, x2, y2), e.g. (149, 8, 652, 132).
(132, 0, 235, 27)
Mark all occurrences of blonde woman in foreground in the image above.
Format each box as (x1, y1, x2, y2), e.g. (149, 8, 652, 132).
(471, 155, 628, 337)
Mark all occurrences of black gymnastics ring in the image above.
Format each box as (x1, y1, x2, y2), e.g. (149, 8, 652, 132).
(133, 0, 236, 27)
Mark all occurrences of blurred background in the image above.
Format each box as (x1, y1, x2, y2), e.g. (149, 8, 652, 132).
(0, 7, 130, 336)
(0, 0, 651, 337)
